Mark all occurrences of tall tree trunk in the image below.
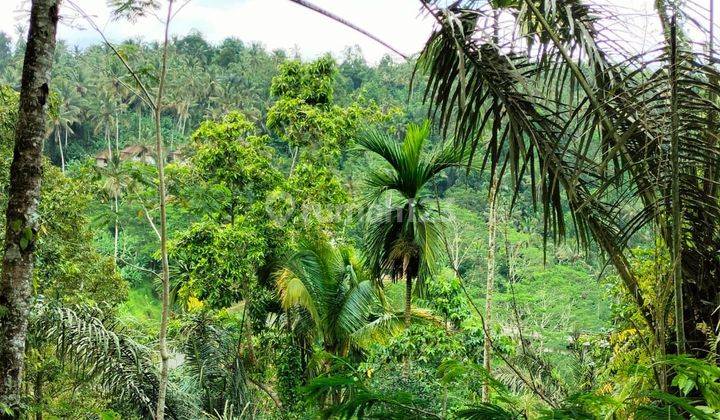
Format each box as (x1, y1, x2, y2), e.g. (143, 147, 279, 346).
(657, 297, 668, 391)
(137, 104, 141, 141)
(403, 254, 411, 375)
(113, 193, 119, 265)
(108, 122, 117, 265)
(155, 2, 174, 418)
(669, 14, 685, 355)
(115, 113, 119, 157)
(243, 292, 257, 365)
(403, 254, 412, 328)
(483, 14, 500, 401)
(232, 206, 256, 366)
(0, 0, 60, 416)
(55, 129, 64, 173)
(105, 124, 111, 161)
(33, 372, 42, 420)
(482, 175, 499, 403)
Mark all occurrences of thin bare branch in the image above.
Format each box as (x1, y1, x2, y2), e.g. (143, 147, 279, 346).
(66, 0, 157, 110)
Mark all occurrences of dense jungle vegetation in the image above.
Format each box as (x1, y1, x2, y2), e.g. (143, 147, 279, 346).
(1, 0, 720, 418)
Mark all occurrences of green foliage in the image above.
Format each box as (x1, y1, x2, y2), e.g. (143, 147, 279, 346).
(359, 121, 466, 286)
(665, 356, 720, 406)
(281, 161, 348, 240)
(3, 9, 719, 418)
(189, 111, 282, 220)
(0, 84, 17, 171)
(29, 300, 193, 419)
(117, 283, 161, 332)
(177, 310, 249, 416)
(420, 268, 468, 328)
(304, 358, 439, 419)
(276, 332, 304, 411)
(108, 0, 160, 21)
(276, 240, 398, 356)
(421, 0, 720, 365)
(35, 165, 128, 306)
(0, 85, 126, 308)
(267, 55, 389, 161)
(170, 217, 267, 308)
(270, 56, 336, 106)
(373, 323, 462, 367)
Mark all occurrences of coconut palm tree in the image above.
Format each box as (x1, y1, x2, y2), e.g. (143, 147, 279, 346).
(417, 0, 720, 358)
(47, 87, 80, 173)
(93, 156, 137, 264)
(88, 85, 122, 158)
(357, 121, 467, 328)
(276, 240, 433, 359)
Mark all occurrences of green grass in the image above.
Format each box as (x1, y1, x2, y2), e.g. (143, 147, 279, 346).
(473, 262, 611, 351)
(118, 282, 161, 329)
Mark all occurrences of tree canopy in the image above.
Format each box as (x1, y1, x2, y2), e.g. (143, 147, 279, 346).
(1, 0, 720, 418)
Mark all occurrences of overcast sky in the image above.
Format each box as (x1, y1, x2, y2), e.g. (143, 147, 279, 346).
(1, 0, 717, 64)
(1, 0, 438, 63)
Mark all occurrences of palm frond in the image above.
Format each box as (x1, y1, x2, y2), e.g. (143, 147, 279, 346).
(108, 0, 161, 22)
(350, 307, 440, 348)
(415, 0, 720, 339)
(275, 240, 398, 354)
(304, 372, 441, 419)
(455, 404, 518, 419)
(30, 299, 192, 418)
(179, 312, 249, 414)
(337, 280, 380, 339)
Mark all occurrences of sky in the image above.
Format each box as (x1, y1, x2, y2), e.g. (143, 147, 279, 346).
(1, 0, 718, 64)
(0, 0, 437, 63)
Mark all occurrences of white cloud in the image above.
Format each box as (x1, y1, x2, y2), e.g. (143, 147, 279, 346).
(0, 0, 435, 63)
(2, 0, 717, 65)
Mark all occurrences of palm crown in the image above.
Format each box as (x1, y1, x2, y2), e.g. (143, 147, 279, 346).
(276, 240, 383, 357)
(276, 240, 439, 359)
(358, 121, 467, 326)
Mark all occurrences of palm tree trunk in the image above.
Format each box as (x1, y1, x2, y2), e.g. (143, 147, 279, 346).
(403, 254, 412, 328)
(403, 254, 412, 375)
(657, 300, 668, 391)
(106, 124, 111, 160)
(115, 113, 119, 157)
(137, 103, 141, 141)
(482, 176, 499, 403)
(113, 193, 119, 265)
(155, 2, 174, 418)
(0, 0, 60, 415)
(669, 14, 685, 355)
(484, 22, 500, 393)
(56, 129, 64, 173)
